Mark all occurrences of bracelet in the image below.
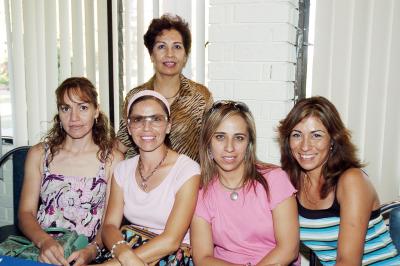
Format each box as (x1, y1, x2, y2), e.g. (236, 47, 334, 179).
(88, 240, 101, 257)
(111, 240, 128, 258)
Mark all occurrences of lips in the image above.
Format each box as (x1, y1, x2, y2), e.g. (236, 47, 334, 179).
(163, 61, 176, 67)
(299, 153, 316, 160)
(221, 156, 236, 163)
(141, 136, 156, 141)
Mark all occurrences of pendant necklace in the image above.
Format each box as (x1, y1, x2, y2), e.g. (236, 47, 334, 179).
(138, 149, 168, 192)
(219, 178, 244, 201)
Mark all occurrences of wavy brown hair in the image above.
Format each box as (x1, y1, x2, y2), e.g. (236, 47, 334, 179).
(144, 13, 191, 56)
(199, 101, 276, 198)
(277, 96, 364, 198)
(44, 77, 115, 163)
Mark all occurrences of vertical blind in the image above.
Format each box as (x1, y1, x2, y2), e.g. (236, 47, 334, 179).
(310, 0, 400, 201)
(5, 0, 109, 146)
(4, 0, 206, 145)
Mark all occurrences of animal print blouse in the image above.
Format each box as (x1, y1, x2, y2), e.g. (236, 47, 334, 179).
(117, 74, 213, 162)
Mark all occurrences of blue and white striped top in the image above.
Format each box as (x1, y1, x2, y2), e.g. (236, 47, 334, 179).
(298, 197, 400, 265)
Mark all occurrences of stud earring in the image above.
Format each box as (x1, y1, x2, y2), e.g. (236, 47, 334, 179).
(95, 118, 98, 124)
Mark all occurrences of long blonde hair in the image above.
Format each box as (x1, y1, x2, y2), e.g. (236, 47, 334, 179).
(199, 101, 276, 198)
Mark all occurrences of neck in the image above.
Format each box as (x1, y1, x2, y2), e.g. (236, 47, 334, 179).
(218, 166, 245, 188)
(139, 145, 168, 170)
(63, 134, 96, 153)
(153, 74, 181, 97)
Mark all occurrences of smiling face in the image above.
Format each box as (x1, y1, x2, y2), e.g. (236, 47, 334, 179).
(289, 116, 331, 178)
(210, 114, 249, 179)
(127, 98, 171, 152)
(150, 29, 187, 77)
(58, 91, 99, 140)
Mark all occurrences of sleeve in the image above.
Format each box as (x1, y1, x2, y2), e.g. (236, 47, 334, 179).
(174, 157, 200, 193)
(194, 189, 212, 223)
(266, 168, 297, 210)
(113, 160, 125, 187)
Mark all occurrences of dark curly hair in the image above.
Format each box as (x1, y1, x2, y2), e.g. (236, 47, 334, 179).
(44, 77, 115, 163)
(144, 14, 191, 56)
(277, 96, 364, 199)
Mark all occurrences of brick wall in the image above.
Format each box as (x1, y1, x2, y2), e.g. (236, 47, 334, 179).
(208, 0, 298, 164)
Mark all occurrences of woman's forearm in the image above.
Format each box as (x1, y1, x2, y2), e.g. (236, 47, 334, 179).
(133, 233, 182, 263)
(255, 245, 298, 266)
(18, 211, 52, 248)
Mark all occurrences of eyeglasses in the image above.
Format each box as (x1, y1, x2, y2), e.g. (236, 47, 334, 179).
(128, 115, 168, 128)
(210, 100, 250, 113)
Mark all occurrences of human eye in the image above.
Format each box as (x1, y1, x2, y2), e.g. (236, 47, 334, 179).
(174, 43, 182, 49)
(79, 104, 89, 111)
(312, 132, 323, 139)
(130, 116, 143, 123)
(235, 135, 246, 141)
(59, 105, 70, 113)
(153, 115, 164, 122)
(290, 131, 301, 138)
(156, 43, 165, 49)
(214, 134, 225, 141)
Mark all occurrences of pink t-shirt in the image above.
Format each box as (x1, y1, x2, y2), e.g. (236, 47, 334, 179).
(114, 154, 200, 243)
(195, 168, 297, 264)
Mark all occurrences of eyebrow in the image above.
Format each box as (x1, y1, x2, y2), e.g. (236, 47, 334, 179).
(291, 129, 326, 133)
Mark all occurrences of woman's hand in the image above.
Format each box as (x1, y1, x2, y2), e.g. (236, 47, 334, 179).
(118, 248, 148, 266)
(67, 244, 97, 266)
(38, 237, 69, 266)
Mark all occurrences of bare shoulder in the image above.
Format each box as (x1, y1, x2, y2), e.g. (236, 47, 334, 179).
(337, 168, 378, 205)
(337, 168, 372, 188)
(27, 143, 46, 160)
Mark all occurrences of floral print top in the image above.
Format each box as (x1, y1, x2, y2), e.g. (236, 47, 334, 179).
(36, 147, 107, 241)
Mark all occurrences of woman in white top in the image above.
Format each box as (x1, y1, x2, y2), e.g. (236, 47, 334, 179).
(100, 90, 200, 266)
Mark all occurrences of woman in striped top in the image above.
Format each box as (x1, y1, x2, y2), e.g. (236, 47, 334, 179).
(278, 96, 400, 265)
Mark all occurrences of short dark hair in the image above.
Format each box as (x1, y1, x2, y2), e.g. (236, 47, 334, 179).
(144, 14, 191, 56)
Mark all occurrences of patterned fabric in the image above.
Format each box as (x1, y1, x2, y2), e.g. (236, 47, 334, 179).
(117, 74, 213, 162)
(298, 197, 400, 265)
(36, 147, 107, 241)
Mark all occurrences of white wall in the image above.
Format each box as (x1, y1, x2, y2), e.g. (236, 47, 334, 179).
(207, 0, 299, 164)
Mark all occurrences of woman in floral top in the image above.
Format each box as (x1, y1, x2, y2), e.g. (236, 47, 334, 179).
(18, 77, 123, 266)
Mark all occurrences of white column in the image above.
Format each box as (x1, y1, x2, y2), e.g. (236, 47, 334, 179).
(71, 0, 84, 75)
(85, 0, 96, 82)
(97, 0, 109, 116)
(44, 0, 58, 122)
(59, 0, 71, 81)
(22, 0, 41, 145)
(137, 0, 144, 84)
(196, 0, 205, 84)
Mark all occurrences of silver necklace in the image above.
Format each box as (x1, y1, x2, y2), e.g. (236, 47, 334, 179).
(138, 149, 168, 192)
(164, 89, 180, 100)
(219, 178, 243, 201)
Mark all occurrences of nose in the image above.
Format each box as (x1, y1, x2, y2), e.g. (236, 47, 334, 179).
(166, 46, 174, 57)
(300, 136, 311, 151)
(224, 138, 234, 152)
(70, 108, 79, 121)
(142, 119, 151, 131)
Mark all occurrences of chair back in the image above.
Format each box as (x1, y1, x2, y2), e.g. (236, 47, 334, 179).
(0, 146, 31, 225)
(382, 201, 400, 253)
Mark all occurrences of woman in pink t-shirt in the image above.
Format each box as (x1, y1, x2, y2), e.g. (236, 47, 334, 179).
(100, 90, 200, 266)
(191, 100, 299, 266)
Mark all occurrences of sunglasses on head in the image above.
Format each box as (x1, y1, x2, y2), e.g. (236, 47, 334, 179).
(210, 100, 250, 113)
